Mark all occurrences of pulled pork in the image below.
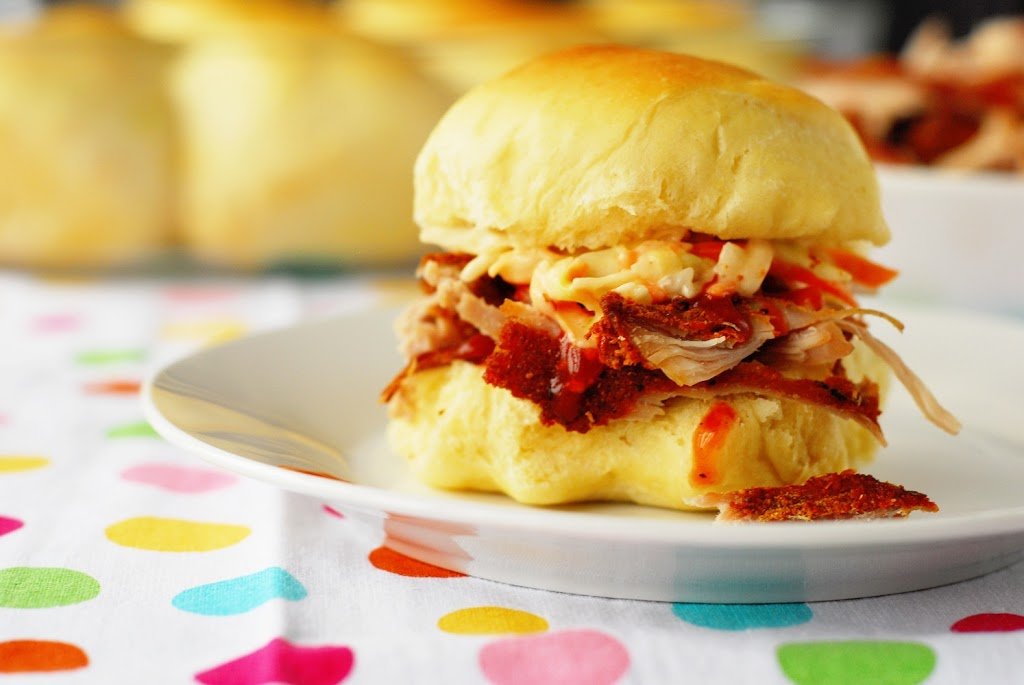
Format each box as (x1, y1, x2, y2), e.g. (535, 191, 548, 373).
(383, 246, 961, 440)
(799, 17, 1024, 172)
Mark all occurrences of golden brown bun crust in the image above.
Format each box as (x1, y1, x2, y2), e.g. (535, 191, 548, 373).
(388, 344, 887, 510)
(415, 45, 890, 253)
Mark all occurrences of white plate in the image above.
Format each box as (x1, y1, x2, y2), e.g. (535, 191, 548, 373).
(144, 302, 1024, 603)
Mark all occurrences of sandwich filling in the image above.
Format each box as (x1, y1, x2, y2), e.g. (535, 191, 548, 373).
(384, 232, 961, 440)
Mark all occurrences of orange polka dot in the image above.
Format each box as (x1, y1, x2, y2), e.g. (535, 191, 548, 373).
(368, 546, 465, 578)
(84, 380, 141, 395)
(0, 640, 88, 673)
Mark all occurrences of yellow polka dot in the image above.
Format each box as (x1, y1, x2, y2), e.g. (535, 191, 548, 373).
(161, 321, 247, 345)
(438, 606, 549, 635)
(0, 456, 49, 474)
(105, 517, 250, 552)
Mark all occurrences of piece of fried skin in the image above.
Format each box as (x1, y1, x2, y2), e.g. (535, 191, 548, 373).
(692, 470, 939, 522)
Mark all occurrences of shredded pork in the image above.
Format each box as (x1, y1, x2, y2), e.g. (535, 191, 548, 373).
(836, 319, 962, 435)
(628, 316, 776, 386)
(759, 321, 854, 368)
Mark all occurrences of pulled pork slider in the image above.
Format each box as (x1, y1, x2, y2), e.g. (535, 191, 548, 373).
(384, 45, 959, 511)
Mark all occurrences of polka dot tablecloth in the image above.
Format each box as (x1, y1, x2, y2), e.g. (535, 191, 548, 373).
(0, 272, 1022, 684)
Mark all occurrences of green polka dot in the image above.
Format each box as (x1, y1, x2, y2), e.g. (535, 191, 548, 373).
(106, 421, 160, 439)
(74, 349, 145, 365)
(0, 568, 100, 608)
(778, 641, 936, 685)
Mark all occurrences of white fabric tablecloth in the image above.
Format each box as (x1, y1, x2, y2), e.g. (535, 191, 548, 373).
(1, 272, 1022, 684)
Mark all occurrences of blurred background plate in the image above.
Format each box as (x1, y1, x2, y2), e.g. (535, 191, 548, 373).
(876, 165, 1024, 316)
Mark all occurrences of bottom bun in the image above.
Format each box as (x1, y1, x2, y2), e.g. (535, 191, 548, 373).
(388, 345, 888, 511)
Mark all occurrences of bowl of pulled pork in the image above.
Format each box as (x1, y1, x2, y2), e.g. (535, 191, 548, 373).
(798, 16, 1024, 314)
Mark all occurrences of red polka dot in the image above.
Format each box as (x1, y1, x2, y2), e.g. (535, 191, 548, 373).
(368, 546, 465, 578)
(195, 638, 352, 685)
(951, 613, 1024, 633)
(0, 640, 88, 673)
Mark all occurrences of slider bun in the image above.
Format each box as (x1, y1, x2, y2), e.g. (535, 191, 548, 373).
(415, 45, 890, 254)
(388, 343, 887, 510)
(0, 5, 173, 267)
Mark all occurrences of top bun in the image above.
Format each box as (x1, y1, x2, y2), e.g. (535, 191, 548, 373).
(415, 45, 890, 253)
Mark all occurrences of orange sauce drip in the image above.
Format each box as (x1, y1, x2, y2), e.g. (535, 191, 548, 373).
(690, 401, 738, 487)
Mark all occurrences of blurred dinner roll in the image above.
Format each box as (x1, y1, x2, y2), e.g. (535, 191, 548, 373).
(584, 0, 749, 40)
(169, 8, 449, 267)
(0, 4, 174, 268)
(583, 0, 799, 80)
(338, 0, 603, 96)
(124, 0, 329, 43)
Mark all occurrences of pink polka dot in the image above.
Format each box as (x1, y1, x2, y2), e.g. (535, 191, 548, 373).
(195, 638, 354, 685)
(121, 463, 237, 494)
(322, 505, 344, 519)
(164, 286, 239, 303)
(33, 314, 81, 333)
(0, 516, 23, 537)
(480, 629, 629, 685)
(951, 613, 1024, 633)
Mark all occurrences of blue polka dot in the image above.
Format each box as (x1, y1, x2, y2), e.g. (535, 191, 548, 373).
(672, 602, 813, 630)
(172, 567, 307, 616)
